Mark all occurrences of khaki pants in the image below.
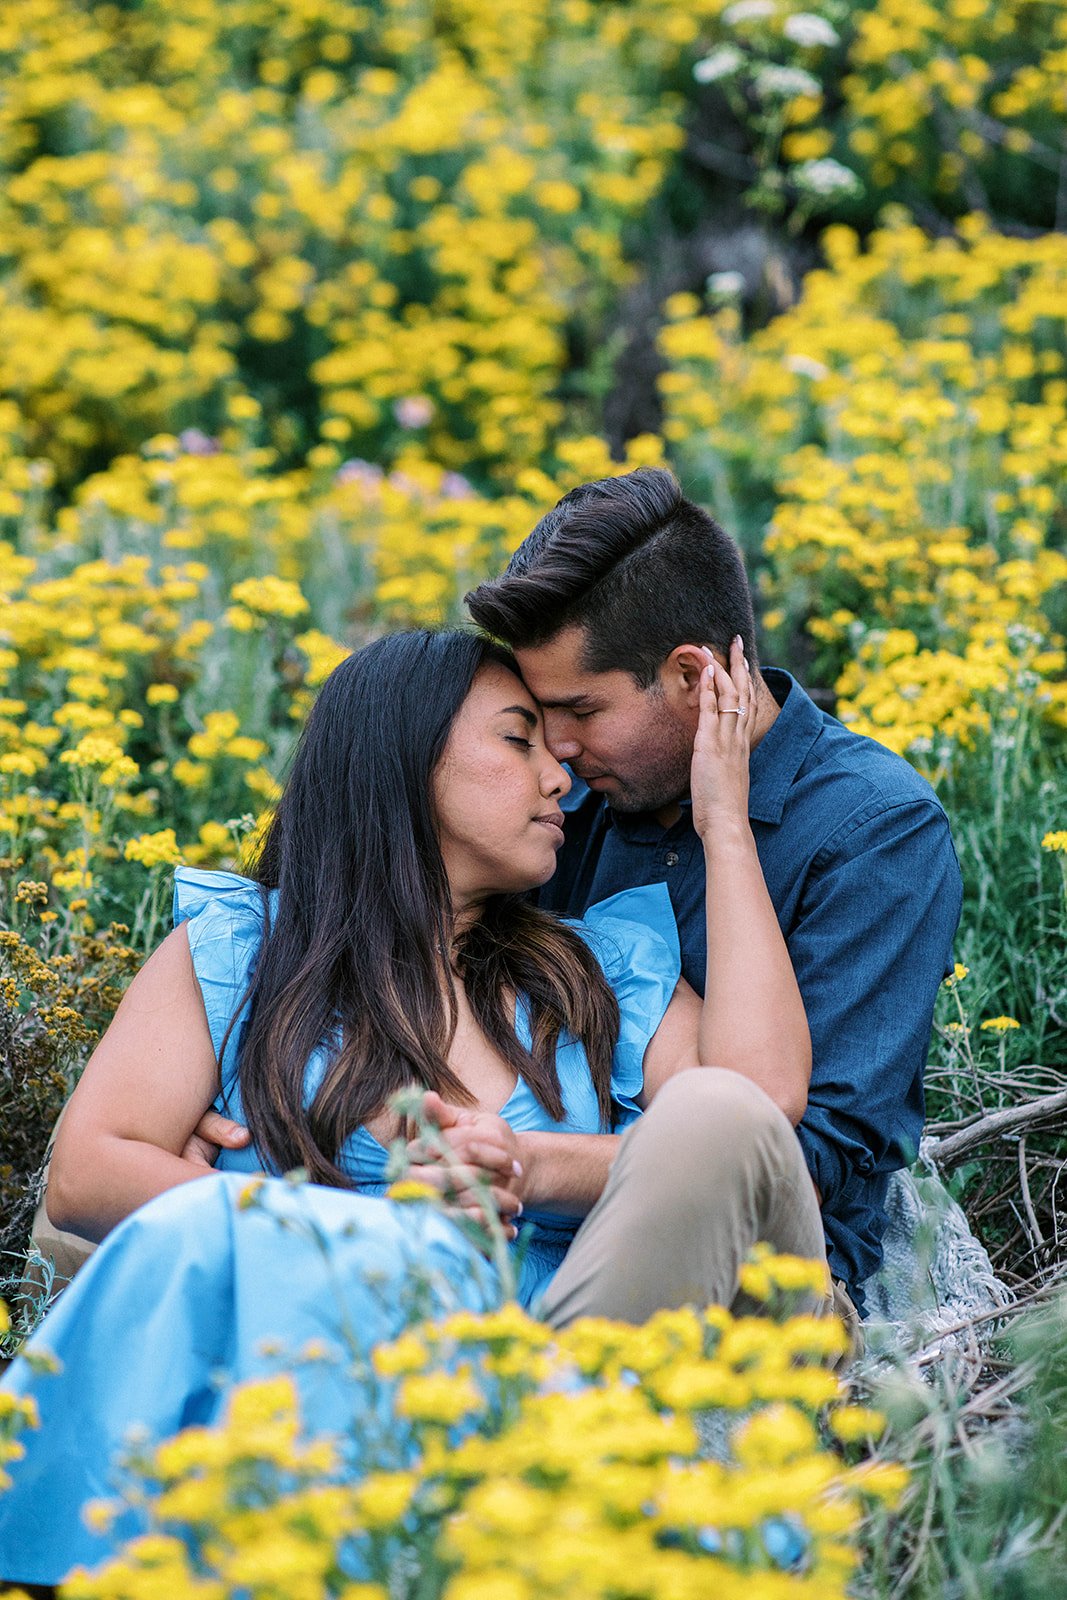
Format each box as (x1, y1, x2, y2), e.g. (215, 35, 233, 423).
(26, 1105, 96, 1291)
(539, 1068, 861, 1354)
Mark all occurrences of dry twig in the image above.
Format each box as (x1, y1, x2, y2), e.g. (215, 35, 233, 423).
(925, 1086, 1067, 1170)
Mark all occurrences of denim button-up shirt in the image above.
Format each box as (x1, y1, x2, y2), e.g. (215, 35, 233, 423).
(540, 668, 963, 1310)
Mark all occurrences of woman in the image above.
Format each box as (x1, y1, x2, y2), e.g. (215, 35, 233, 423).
(0, 629, 817, 1584)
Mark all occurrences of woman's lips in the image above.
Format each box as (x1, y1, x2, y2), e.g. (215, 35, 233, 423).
(534, 812, 565, 845)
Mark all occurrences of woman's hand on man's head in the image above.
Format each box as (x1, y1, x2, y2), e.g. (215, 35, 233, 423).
(690, 636, 756, 843)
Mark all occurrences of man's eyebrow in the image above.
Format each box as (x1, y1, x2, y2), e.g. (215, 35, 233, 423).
(534, 693, 595, 710)
(498, 703, 539, 728)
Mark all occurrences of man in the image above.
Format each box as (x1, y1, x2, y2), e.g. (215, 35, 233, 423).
(463, 467, 963, 1320)
(34, 467, 961, 1329)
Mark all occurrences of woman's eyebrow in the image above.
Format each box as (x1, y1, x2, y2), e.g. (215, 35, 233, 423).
(498, 703, 538, 728)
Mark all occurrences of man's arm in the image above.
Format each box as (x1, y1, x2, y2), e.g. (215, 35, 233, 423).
(190, 1094, 625, 1219)
(789, 797, 963, 1205)
(515, 1130, 621, 1214)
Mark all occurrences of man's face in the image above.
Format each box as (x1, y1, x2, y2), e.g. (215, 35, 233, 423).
(514, 626, 696, 814)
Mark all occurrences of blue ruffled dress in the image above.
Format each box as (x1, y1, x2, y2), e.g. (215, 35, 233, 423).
(0, 870, 680, 1585)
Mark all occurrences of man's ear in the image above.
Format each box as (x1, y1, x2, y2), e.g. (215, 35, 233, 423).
(662, 643, 722, 707)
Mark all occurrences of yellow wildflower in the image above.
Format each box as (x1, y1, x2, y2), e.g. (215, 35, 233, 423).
(124, 829, 183, 868)
(396, 1368, 484, 1425)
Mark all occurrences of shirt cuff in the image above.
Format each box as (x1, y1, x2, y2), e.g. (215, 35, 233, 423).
(794, 1121, 848, 1205)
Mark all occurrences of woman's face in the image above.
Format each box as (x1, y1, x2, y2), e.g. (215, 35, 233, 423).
(434, 661, 571, 909)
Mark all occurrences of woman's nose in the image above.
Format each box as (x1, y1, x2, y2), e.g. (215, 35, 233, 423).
(541, 755, 572, 798)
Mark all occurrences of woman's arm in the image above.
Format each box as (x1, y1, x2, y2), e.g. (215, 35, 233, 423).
(639, 639, 811, 1124)
(47, 924, 225, 1242)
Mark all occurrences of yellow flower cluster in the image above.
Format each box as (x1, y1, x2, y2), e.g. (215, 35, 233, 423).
(0, 0, 694, 493)
(56, 1276, 903, 1600)
(0, 522, 280, 919)
(843, 0, 1067, 201)
(681, 0, 1066, 229)
(123, 829, 182, 870)
(0, 422, 670, 932)
(0, 1304, 41, 1493)
(660, 213, 1067, 771)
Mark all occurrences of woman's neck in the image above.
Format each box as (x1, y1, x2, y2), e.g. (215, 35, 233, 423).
(448, 886, 488, 940)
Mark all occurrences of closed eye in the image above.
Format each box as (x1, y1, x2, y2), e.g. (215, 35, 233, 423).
(506, 736, 533, 749)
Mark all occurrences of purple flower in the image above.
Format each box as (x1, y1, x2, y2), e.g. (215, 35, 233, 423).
(335, 458, 385, 489)
(393, 395, 434, 429)
(179, 428, 221, 456)
(440, 471, 474, 500)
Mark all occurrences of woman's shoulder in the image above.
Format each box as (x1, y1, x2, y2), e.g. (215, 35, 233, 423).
(173, 865, 270, 925)
(566, 882, 681, 982)
(562, 884, 683, 1128)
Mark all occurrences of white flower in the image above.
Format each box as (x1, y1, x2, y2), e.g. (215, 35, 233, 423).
(783, 12, 840, 48)
(706, 270, 746, 298)
(792, 158, 862, 197)
(785, 352, 829, 380)
(723, 0, 775, 24)
(752, 64, 822, 100)
(693, 45, 744, 83)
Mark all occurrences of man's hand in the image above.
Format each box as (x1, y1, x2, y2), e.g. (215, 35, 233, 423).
(405, 1090, 525, 1239)
(181, 1110, 253, 1169)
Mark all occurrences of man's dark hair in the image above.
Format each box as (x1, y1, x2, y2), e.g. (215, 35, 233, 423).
(465, 467, 757, 687)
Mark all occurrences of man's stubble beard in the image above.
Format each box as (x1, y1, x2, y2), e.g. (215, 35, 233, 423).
(600, 714, 694, 816)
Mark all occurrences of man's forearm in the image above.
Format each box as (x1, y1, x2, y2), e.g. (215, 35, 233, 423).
(515, 1130, 621, 1215)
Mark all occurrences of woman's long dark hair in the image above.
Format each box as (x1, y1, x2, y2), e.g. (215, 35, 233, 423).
(235, 629, 621, 1184)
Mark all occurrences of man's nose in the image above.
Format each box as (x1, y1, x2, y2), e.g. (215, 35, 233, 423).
(543, 713, 581, 763)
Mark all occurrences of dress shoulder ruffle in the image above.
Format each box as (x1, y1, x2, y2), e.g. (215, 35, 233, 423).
(569, 883, 682, 1127)
(172, 866, 270, 1072)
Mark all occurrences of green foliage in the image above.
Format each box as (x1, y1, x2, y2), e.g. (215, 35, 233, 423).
(684, 0, 1067, 237)
(0, 902, 140, 1265)
(857, 1291, 1067, 1597)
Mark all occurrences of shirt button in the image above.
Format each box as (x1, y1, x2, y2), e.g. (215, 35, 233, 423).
(665, 850, 679, 867)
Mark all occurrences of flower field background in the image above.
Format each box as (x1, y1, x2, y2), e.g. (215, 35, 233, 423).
(0, 0, 1066, 1592)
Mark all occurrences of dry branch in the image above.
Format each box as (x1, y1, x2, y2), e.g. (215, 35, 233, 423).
(926, 1086, 1067, 1171)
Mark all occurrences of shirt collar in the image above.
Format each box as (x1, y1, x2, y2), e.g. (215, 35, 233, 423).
(747, 668, 825, 825)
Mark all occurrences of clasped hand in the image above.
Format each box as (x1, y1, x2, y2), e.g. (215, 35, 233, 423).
(403, 1090, 525, 1240)
(182, 1090, 526, 1240)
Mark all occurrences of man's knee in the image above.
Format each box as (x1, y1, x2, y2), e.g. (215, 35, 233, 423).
(644, 1067, 790, 1143)
(623, 1069, 804, 1206)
